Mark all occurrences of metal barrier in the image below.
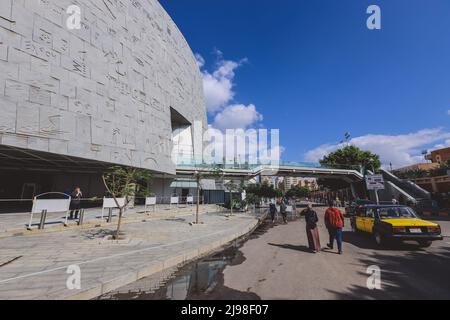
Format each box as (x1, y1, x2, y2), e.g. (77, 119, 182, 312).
(0, 195, 231, 232)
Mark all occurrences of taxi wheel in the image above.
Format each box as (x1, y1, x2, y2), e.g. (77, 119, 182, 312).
(374, 231, 385, 247)
(418, 240, 432, 248)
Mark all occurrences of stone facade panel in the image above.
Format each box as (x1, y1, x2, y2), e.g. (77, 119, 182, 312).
(0, 0, 206, 174)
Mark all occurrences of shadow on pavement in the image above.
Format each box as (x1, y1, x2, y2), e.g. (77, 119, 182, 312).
(328, 247, 450, 300)
(268, 243, 313, 253)
(342, 231, 427, 251)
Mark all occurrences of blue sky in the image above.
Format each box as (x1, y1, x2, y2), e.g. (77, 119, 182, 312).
(159, 0, 450, 168)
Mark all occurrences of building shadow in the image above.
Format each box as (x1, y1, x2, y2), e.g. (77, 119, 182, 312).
(328, 247, 450, 300)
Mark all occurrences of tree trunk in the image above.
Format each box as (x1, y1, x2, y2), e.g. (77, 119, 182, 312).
(230, 191, 233, 216)
(115, 207, 123, 239)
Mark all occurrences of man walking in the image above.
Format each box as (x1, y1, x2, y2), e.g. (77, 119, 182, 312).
(280, 198, 288, 224)
(269, 202, 277, 223)
(325, 200, 345, 254)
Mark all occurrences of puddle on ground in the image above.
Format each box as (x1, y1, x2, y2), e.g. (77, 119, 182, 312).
(100, 217, 283, 300)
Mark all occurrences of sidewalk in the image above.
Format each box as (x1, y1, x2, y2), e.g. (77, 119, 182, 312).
(0, 210, 265, 300)
(0, 204, 222, 238)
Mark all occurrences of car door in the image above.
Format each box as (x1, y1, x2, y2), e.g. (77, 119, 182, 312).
(364, 208, 376, 233)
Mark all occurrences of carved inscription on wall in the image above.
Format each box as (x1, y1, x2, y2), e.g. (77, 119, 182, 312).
(0, 0, 206, 174)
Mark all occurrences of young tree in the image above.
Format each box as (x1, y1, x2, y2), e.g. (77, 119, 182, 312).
(192, 167, 223, 225)
(225, 180, 241, 215)
(102, 166, 152, 239)
(246, 182, 281, 200)
(286, 185, 311, 199)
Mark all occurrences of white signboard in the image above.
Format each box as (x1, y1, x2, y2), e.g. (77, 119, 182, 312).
(145, 197, 157, 206)
(31, 199, 71, 214)
(186, 196, 194, 204)
(286, 205, 293, 213)
(366, 175, 385, 190)
(103, 197, 126, 209)
(170, 196, 179, 205)
(29, 197, 71, 230)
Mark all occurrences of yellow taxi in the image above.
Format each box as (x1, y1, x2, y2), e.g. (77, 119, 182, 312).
(350, 205, 443, 247)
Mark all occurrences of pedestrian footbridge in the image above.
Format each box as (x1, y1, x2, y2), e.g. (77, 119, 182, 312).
(176, 161, 364, 183)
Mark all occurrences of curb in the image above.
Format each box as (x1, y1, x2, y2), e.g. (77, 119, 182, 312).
(65, 212, 267, 300)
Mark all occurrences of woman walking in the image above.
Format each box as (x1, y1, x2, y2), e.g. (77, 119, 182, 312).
(302, 204, 321, 253)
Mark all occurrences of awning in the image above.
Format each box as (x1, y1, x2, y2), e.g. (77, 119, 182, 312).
(170, 179, 198, 189)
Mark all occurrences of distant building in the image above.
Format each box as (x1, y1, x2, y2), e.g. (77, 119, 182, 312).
(396, 147, 450, 195)
(426, 147, 450, 164)
(281, 177, 318, 192)
(396, 163, 440, 173)
(261, 176, 276, 188)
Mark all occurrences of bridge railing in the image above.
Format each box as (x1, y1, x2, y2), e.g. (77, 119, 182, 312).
(176, 160, 362, 172)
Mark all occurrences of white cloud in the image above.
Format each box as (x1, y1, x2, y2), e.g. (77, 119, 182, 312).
(195, 53, 205, 68)
(197, 53, 245, 114)
(447, 109, 450, 116)
(213, 104, 263, 131)
(433, 139, 450, 150)
(304, 128, 450, 168)
(197, 51, 271, 163)
(197, 51, 263, 131)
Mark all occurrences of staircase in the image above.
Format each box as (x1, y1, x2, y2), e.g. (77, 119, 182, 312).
(377, 169, 431, 206)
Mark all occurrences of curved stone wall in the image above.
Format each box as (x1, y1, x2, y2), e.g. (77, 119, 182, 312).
(0, 0, 206, 174)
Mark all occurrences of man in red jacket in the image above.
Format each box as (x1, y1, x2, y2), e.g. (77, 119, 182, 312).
(325, 200, 345, 254)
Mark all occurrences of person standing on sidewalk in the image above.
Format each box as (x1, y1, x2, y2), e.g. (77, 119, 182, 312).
(301, 204, 321, 253)
(70, 187, 83, 220)
(325, 200, 345, 254)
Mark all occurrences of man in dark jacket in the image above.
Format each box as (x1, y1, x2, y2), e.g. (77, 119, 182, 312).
(70, 187, 83, 220)
(269, 202, 277, 223)
(325, 200, 345, 254)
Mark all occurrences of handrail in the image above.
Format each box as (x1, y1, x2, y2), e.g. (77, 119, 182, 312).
(381, 169, 430, 199)
(34, 192, 70, 199)
(385, 181, 416, 203)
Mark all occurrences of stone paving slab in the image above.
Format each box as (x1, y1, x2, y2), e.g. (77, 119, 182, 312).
(0, 204, 222, 238)
(0, 211, 265, 300)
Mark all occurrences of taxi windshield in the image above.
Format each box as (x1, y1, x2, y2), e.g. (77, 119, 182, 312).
(378, 207, 417, 219)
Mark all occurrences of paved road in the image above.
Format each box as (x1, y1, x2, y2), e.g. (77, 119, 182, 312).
(217, 207, 450, 300)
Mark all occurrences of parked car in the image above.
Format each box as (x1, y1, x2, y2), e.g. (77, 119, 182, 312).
(350, 205, 443, 248)
(344, 199, 375, 217)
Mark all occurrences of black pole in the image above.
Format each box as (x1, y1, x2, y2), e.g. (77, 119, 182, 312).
(39, 210, 47, 230)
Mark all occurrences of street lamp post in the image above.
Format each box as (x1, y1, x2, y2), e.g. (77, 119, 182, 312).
(195, 170, 200, 225)
(368, 159, 380, 205)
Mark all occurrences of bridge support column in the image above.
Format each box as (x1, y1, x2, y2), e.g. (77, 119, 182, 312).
(350, 183, 358, 199)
